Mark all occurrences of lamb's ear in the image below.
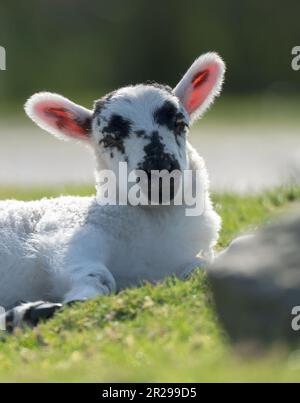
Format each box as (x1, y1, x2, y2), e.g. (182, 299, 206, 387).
(25, 92, 92, 142)
(174, 53, 225, 122)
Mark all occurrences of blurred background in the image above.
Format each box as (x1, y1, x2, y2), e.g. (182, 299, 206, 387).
(0, 0, 299, 191)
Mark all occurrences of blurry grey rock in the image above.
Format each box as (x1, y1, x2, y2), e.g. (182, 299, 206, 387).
(208, 212, 300, 345)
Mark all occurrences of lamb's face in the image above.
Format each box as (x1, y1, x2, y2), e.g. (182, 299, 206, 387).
(25, 52, 225, 203)
(91, 85, 189, 179)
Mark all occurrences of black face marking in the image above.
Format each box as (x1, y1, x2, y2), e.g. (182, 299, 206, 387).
(154, 101, 188, 133)
(99, 114, 131, 154)
(144, 131, 165, 157)
(153, 101, 188, 146)
(138, 131, 181, 203)
(138, 131, 179, 172)
(154, 100, 177, 131)
(103, 114, 131, 137)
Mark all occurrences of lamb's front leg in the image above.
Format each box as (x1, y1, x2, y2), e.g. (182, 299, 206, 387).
(63, 262, 116, 303)
(3, 262, 116, 332)
(3, 301, 63, 332)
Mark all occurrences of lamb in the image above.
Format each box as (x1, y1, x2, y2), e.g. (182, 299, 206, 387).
(0, 52, 225, 330)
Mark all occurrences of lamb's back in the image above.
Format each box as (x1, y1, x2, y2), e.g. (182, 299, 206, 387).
(0, 196, 95, 236)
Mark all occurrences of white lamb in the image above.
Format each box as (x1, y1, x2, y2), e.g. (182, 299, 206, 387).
(0, 53, 225, 329)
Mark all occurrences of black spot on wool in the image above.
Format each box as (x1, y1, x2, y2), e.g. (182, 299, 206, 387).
(154, 101, 177, 131)
(154, 101, 188, 147)
(99, 114, 131, 154)
(143, 131, 165, 160)
(103, 114, 131, 137)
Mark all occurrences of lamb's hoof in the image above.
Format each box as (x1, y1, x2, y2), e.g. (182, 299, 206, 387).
(4, 301, 63, 332)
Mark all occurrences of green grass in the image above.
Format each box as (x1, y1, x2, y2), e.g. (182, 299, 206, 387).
(0, 185, 300, 382)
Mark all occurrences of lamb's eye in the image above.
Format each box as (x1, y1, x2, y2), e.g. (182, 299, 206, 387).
(174, 120, 187, 135)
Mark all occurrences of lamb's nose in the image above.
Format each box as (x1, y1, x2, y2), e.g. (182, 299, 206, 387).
(143, 156, 180, 178)
(139, 154, 181, 203)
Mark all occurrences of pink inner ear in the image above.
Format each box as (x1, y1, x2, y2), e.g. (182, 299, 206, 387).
(186, 63, 219, 115)
(34, 101, 90, 140)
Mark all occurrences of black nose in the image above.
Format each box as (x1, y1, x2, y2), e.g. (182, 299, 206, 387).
(142, 154, 180, 178)
(139, 154, 181, 203)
